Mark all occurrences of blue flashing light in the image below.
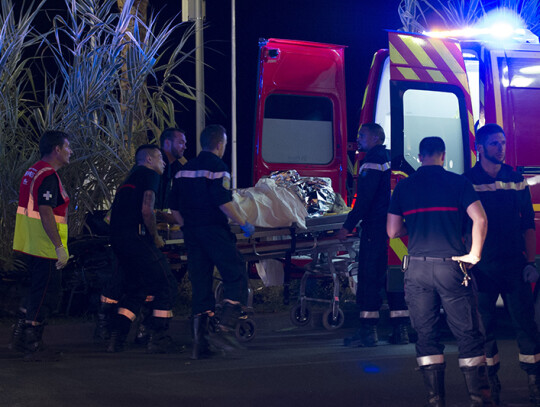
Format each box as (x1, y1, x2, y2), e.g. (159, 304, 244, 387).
(424, 8, 539, 45)
(362, 364, 381, 374)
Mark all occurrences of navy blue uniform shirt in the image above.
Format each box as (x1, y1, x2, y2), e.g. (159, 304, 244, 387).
(388, 165, 478, 257)
(110, 166, 160, 238)
(156, 154, 183, 211)
(463, 163, 534, 273)
(343, 144, 391, 231)
(170, 151, 232, 228)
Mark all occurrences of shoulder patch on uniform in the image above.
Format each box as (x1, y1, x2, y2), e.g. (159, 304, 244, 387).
(222, 176, 231, 190)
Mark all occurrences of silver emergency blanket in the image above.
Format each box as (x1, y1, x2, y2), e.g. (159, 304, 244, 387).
(270, 170, 336, 218)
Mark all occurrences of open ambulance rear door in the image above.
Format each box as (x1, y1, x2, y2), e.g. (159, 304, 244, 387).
(253, 38, 348, 200)
(481, 44, 540, 253)
(359, 31, 477, 265)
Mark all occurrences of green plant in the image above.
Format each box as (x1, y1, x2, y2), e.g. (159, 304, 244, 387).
(0, 0, 196, 266)
(0, 0, 48, 268)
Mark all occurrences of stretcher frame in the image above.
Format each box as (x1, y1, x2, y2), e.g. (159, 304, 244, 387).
(164, 213, 359, 330)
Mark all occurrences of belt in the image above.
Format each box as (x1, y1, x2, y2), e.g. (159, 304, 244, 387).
(409, 256, 455, 262)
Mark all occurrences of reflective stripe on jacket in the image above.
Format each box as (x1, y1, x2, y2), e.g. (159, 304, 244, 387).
(13, 160, 70, 259)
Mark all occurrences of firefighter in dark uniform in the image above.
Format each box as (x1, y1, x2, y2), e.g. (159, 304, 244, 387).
(170, 124, 254, 359)
(387, 137, 494, 407)
(11, 130, 72, 361)
(132, 128, 187, 344)
(463, 123, 540, 406)
(338, 123, 409, 347)
(107, 144, 177, 354)
(95, 128, 186, 345)
(155, 127, 188, 217)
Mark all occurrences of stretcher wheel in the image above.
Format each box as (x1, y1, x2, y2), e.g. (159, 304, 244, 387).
(322, 308, 345, 330)
(214, 281, 224, 303)
(235, 318, 256, 342)
(290, 304, 312, 326)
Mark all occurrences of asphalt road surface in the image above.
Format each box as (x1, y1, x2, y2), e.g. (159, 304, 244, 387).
(0, 308, 535, 407)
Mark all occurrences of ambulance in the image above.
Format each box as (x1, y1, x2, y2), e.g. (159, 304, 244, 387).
(253, 14, 540, 265)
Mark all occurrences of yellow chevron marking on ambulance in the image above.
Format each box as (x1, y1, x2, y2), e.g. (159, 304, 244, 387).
(534, 204, 540, 212)
(427, 69, 448, 82)
(428, 39, 470, 92)
(468, 111, 477, 166)
(362, 84, 369, 110)
(398, 35, 437, 68)
(370, 52, 376, 68)
(468, 111, 475, 135)
(390, 237, 408, 261)
(397, 67, 420, 81)
(389, 42, 408, 65)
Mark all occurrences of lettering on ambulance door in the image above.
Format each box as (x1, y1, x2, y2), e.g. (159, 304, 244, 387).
(262, 94, 334, 165)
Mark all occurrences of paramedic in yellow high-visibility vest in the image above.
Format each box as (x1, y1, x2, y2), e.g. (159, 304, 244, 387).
(10, 130, 72, 361)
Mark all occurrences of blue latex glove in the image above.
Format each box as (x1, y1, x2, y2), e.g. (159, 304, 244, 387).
(240, 222, 255, 238)
(523, 263, 539, 283)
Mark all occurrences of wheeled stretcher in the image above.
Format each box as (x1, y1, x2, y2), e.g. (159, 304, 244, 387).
(164, 213, 359, 334)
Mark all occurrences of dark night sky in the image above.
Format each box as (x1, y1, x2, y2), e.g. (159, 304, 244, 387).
(175, 0, 403, 186)
(44, 0, 404, 186)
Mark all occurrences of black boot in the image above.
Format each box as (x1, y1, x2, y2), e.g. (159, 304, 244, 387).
(461, 365, 496, 406)
(389, 323, 410, 345)
(134, 323, 149, 346)
(191, 313, 213, 360)
(8, 310, 27, 352)
(134, 305, 152, 345)
(528, 375, 540, 406)
(218, 302, 243, 331)
(146, 317, 183, 354)
(487, 366, 501, 406)
(208, 312, 246, 352)
(94, 302, 117, 343)
(343, 324, 378, 347)
(360, 324, 378, 347)
(421, 363, 445, 407)
(107, 315, 131, 353)
(23, 324, 61, 362)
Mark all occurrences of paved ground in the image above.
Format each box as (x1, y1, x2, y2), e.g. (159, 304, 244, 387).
(0, 307, 535, 407)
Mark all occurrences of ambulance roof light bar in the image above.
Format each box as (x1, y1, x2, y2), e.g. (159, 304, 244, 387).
(423, 8, 539, 45)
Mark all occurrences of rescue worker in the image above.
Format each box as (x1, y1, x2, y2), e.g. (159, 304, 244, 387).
(463, 123, 540, 406)
(106, 144, 178, 354)
(170, 124, 255, 359)
(95, 128, 186, 345)
(337, 123, 409, 347)
(387, 137, 494, 407)
(11, 130, 72, 361)
(131, 127, 187, 345)
(156, 127, 187, 217)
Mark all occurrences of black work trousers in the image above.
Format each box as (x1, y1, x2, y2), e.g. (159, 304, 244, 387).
(476, 270, 540, 375)
(111, 236, 176, 317)
(357, 221, 407, 323)
(24, 254, 62, 323)
(183, 225, 248, 315)
(405, 258, 484, 363)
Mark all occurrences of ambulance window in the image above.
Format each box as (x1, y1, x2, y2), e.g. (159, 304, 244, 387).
(507, 57, 540, 88)
(402, 89, 464, 174)
(262, 94, 333, 164)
